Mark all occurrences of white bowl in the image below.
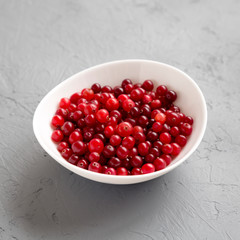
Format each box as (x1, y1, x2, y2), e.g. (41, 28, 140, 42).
(33, 60, 207, 184)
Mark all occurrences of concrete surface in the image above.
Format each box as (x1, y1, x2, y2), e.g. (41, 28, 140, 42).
(0, 0, 240, 239)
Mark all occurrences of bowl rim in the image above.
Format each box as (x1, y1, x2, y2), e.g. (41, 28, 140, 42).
(33, 59, 208, 184)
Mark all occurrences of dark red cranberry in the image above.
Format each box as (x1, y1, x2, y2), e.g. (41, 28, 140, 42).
(138, 142, 149, 156)
(131, 167, 141, 175)
(103, 144, 116, 158)
(116, 145, 129, 159)
(102, 85, 112, 93)
(108, 157, 122, 168)
(122, 79, 132, 88)
(68, 154, 80, 165)
(114, 86, 124, 98)
(153, 157, 166, 171)
(147, 131, 158, 142)
(145, 154, 155, 163)
(142, 80, 154, 91)
(61, 121, 75, 136)
(57, 142, 69, 152)
(91, 83, 102, 93)
(175, 135, 187, 147)
(165, 90, 177, 102)
(77, 159, 89, 169)
(61, 148, 73, 160)
(55, 108, 68, 119)
(130, 156, 143, 168)
(180, 123, 192, 136)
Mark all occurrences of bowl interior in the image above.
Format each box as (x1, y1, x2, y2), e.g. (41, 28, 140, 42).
(33, 60, 207, 184)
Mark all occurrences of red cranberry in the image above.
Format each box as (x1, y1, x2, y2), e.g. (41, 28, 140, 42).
(142, 80, 154, 91)
(170, 126, 180, 137)
(110, 134, 122, 146)
(102, 85, 112, 93)
(68, 103, 77, 112)
(129, 147, 138, 158)
(91, 83, 101, 93)
(88, 162, 102, 173)
(185, 116, 194, 125)
(81, 88, 94, 101)
(57, 142, 69, 152)
(166, 111, 180, 126)
(104, 126, 115, 138)
(159, 132, 171, 144)
(116, 167, 128, 175)
(77, 159, 89, 169)
(122, 158, 132, 170)
(104, 167, 116, 175)
(122, 79, 132, 88)
(69, 131, 83, 144)
(153, 158, 166, 171)
(133, 132, 146, 144)
(155, 113, 166, 124)
(96, 109, 109, 123)
(175, 135, 187, 147)
(114, 86, 124, 98)
(122, 99, 135, 112)
(68, 154, 80, 165)
(55, 108, 68, 119)
(171, 143, 181, 156)
(122, 136, 135, 150)
(156, 85, 168, 96)
(51, 130, 64, 142)
(89, 152, 100, 162)
(108, 157, 122, 168)
(162, 144, 173, 154)
(145, 154, 155, 163)
(130, 89, 144, 101)
(124, 83, 134, 94)
(88, 138, 104, 153)
(59, 97, 71, 109)
(131, 167, 141, 175)
(161, 154, 172, 166)
(116, 145, 129, 159)
(130, 156, 143, 168)
(117, 122, 133, 137)
(180, 123, 192, 136)
(165, 90, 177, 102)
(106, 98, 119, 111)
(61, 148, 73, 160)
(51, 115, 65, 127)
(138, 142, 149, 156)
(71, 141, 86, 155)
(141, 163, 155, 174)
(61, 121, 75, 136)
(102, 144, 116, 158)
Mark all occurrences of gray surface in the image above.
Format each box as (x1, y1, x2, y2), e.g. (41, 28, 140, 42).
(0, 0, 239, 239)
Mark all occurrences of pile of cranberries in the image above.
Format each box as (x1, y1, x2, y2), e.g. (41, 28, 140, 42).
(51, 79, 193, 175)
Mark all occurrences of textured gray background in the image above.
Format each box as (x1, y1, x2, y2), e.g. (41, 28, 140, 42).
(0, 0, 240, 239)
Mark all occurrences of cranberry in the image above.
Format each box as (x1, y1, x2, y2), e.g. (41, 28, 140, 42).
(165, 90, 177, 102)
(57, 141, 69, 152)
(129, 147, 138, 158)
(81, 88, 94, 101)
(61, 148, 73, 160)
(104, 167, 116, 175)
(185, 116, 194, 125)
(162, 123, 171, 132)
(133, 126, 144, 135)
(91, 83, 101, 93)
(68, 154, 80, 165)
(59, 97, 71, 109)
(117, 122, 133, 137)
(159, 132, 171, 144)
(114, 86, 124, 97)
(122, 136, 135, 149)
(77, 159, 88, 169)
(138, 115, 149, 128)
(106, 98, 119, 111)
(170, 105, 180, 113)
(152, 122, 163, 132)
(88, 138, 104, 153)
(104, 126, 115, 139)
(142, 94, 152, 104)
(153, 158, 166, 171)
(102, 85, 112, 93)
(83, 132, 94, 142)
(145, 154, 155, 163)
(147, 131, 158, 142)
(69, 131, 83, 144)
(51, 130, 64, 142)
(124, 83, 134, 94)
(130, 156, 143, 168)
(103, 144, 116, 158)
(180, 123, 192, 136)
(141, 163, 155, 174)
(118, 94, 129, 105)
(166, 111, 180, 126)
(149, 147, 160, 158)
(151, 109, 161, 119)
(130, 107, 140, 118)
(131, 167, 141, 175)
(125, 118, 137, 127)
(110, 134, 122, 146)
(51, 115, 65, 127)
(133, 83, 142, 89)
(107, 116, 118, 127)
(130, 89, 144, 101)
(156, 85, 168, 96)
(162, 144, 173, 154)
(68, 103, 77, 112)
(93, 133, 106, 144)
(142, 80, 154, 91)
(55, 108, 68, 119)
(161, 154, 172, 166)
(85, 114, 96, 127)
(96, 109, 109, 123)
(71, 141, 86, 155)
(138, 142, 149, 156)
(116, 145, 129, 159)
(61, 121, 75, 136)
(116, 167, 128, 175)
(122, 79, 132, 88)
(84, 104, 98, 116)
(88, 162, 102, 173)
(175, 135, 187, 147)
(108, 157, 122, 168)
(122, 99, 135, 112)
(89, 152, 100, 162)
(155, 113, 166, 124)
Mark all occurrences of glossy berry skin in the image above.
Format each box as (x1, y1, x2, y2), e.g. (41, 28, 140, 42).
(69, 131, 83, 144)
(51, 130, 64, 142)
(61, 148, 73, 160)
(165, 90, 177, 102)
(162, 144, 173, 154)
(81, 88, 94, 101)
(114, 86, 124, 98)
(152, 122, 163, 133)
(122, 136, 135, 150)
(51, 115, 65, 127)
(180, 123, 192, 136)
(117, 122, 133, 137)
(124, 83, 134, 94)
(96, 109, 109, 123)
(88, 162, 102, 173)
(166, 112, 180, 126)
(70, 92, 82, 104)
(155, 113, 166, 124)
(171, 143, 181, 156)
(116, 167, 128, 175)
(89, 152, 100, 162)
(133, 132, 146, 144)
(88, 138, 104, 153)
(104, 126, 115, 138)
(138, 142, 149, 156)
(153, 158, 166, 171)
(150, 99, 161, 109)
(122, 99, 135, 112)
(185, 116, 194, 125)
(77, 159, 89, 169)
(138, 115, 149, 128)
(145, 154, 155, 163)
(161, 154, 172, 166)
(106, 98, 119, 111)
(116, 145, 129, 160)
(159, 132, 171, 144)
(57, 141, 69, 152)
(61, 121, 75, 136)
(122, 79, 132, 88)
(55, 108, 68, 119)
(108, 157, 122, 168)
(59, 97, 71, 109)
(130, 89, 144, 101)
(71, 141, 86, 155)
(110, 134, 122, 146)
(102, 85, 112, 93)
(141, 163, 155, 174)
(130, 107, 140, 118)
(91, 83, 101, 93)
(68, 154, 80, 165)
(102, 144, 116, 158)
(130, 156, 143, 168)
(104, 167, 117, 175)
(131, 167, 141, 175)
(175, 135, 187, 147)
(156, 85, 168, 96)
(142, 80, 154, 91)
(170, 126, 180, 137)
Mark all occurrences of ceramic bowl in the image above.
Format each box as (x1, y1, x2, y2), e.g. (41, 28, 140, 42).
(33, 60, 207, 184)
